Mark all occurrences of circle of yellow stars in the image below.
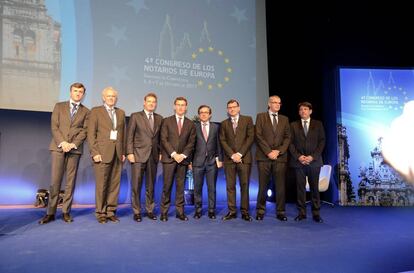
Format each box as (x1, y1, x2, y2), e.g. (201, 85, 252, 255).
(385, 85, 410, 111)
(191, 46, 232, 90)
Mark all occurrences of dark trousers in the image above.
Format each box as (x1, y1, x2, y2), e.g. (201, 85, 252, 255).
(193, 163, 218, 213)
(224, 162, 251, 215)
(93, 154, 122, 219)
(295, 165, 321, 216)
(256, 161, 287, 215)
(160, 162, 187, 216)
(47, 151, 80, 215)
(130, 158, 157, 215)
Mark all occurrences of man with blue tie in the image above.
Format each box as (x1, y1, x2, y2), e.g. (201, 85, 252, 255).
(289, 102, 325, 223)
(39, 83, 89, 224)
(191, 105, 223, 219)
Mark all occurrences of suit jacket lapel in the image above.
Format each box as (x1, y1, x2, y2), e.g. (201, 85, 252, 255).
(63, 101, 71, 124)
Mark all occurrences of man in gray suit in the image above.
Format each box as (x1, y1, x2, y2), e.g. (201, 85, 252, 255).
(160, 97, 196, 221)
(126, 92, 163, 222)
(289, 102, 325, 223)
(255, 95, 291, 221)
(88, 87, 126, 224)
(39, 82, 89, 224)
(191, 105, 223, 220)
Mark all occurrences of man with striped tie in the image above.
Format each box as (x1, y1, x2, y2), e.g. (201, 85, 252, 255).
(39, 83, 89, 224)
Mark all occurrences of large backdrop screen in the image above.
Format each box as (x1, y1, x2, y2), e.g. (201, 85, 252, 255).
(0, 0, 268, 120)
(337, 68, 414, 206)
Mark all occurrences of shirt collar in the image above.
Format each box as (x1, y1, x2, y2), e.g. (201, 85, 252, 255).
(301, 118, 311, 123)
(70, 99, 80, 107)
(104, 104, 114, 111)
(144, 109, 153, 116)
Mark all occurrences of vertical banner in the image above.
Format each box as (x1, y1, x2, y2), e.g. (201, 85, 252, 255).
(338, 68, 414, 206)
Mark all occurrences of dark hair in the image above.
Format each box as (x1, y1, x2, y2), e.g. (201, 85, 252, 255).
(70, 82, 86, 92)
(144, 92, 157, 101)
(174, 96, 188, 105)
(298, 101, 313, 110)
(198, 105, 212, 114)
(226, 99, 239, 107)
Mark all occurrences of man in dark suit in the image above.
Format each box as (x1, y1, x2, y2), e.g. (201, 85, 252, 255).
(39, 83, 89, 224)
(191, 105, 223, 220)
(255, 95, 291, 221)
(289, 102, 325, 223)
(220, 99, 254, 221)
(126, 92, 162, 222)
(160, 97, 196, 221)
(88, 87, 126, 224)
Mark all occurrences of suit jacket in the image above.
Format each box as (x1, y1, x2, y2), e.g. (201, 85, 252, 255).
(126, 111, 163, 163)
(219, 115, 254, 164)
(289, 119, 325, 168)
(160, 115, 196, 165)
(49, 101, 90, 155)
(255, 112, 291, 162)
(192, 121, 223, 167)
(87, 105, 126, 163)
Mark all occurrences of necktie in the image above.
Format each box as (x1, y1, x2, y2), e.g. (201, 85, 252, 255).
(109, 108, 115, 129)
(178, 117, 182, 135)
(272, 113, 278, 133)
(202, 123, 208, 141)
(303, 120, 308, 136)
(70, 103, 78, 120)
(232, 118, 237, 134)
(148, 113, 154, 132)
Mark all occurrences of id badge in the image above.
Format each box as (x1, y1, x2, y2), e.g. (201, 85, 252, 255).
(110, 130, 118, 140)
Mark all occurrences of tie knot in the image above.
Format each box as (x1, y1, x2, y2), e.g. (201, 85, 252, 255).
(148, 113, 152, 117)
(203, 122, 207, 126)
(272, 113, 277, 117)
(72, 103, 77, 109)
(304, 120, 308, 124)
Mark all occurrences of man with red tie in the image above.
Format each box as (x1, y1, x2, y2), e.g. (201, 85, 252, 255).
(160, 97, 196, 221)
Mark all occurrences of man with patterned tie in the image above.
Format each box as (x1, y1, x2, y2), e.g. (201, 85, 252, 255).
(88, 87, 126, 224)
(191, 105, 223, 219)
(255, 95, 291, 221)
(289, 102, 326, 223)
(126, 92, 163, 222)
(219, 99, 254, 221)
(39, 83, 90, 224)
(160, 97, 196, 221)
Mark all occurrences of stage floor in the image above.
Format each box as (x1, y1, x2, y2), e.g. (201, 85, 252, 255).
(1, 203, 414, 273)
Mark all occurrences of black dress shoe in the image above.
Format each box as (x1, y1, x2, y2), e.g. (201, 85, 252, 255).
(176, 214, 189, 221)
(193, 211, 202, 219)
(294, 214, 307, 221)
(208, 212, 216, 219)
(276, 214, 288, 221)
(98, 217, 107, 224)
(255, 214, 264, 221)
(107, 215, 120, 223)
(133, 214, 142, 222)
(313, 215, 323, 223)
(39, 214, 55, 225)
(147, 212, 157, 220)
(242, 214, 253, 222)
(222, 212, 237, 220)
(62, 213, 73, 223)
(160, 214, 168, 222)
